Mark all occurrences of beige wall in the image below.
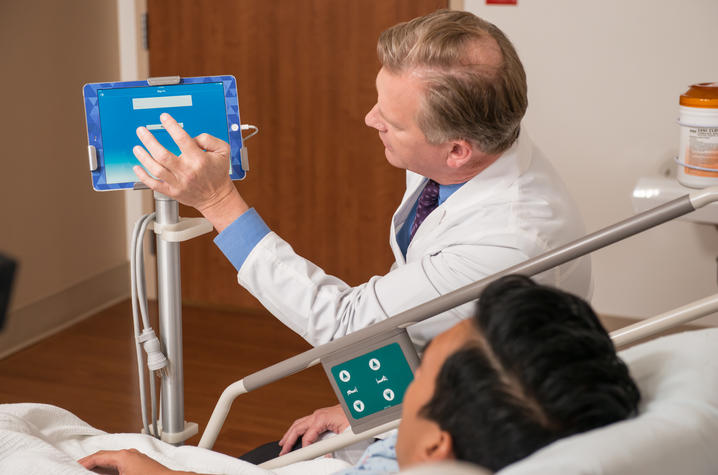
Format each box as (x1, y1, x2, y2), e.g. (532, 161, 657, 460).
(0, 0, 128, 355)
(466, 0, 718, 324)
(118, 0, 156, 297)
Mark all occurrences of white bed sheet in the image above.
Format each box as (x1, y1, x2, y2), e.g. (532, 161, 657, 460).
(0, 403, 350, 474)
(2, 329, 717, 474)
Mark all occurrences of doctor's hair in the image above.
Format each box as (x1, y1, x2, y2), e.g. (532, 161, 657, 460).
(420, 275, 640, 472)
(377, 9, 527, 155)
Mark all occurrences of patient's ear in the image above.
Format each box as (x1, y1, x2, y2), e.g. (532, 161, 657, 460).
(418, 427, 455, 462)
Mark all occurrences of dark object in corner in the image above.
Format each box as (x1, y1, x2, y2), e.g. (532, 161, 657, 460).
(0, 253, 17, 331)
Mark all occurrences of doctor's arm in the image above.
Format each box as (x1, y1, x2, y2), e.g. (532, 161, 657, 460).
(132, 113, 530, 345)
(233, 233, 529, 345)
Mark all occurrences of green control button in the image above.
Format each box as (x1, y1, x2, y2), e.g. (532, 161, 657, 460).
(331, 342, 414, 420)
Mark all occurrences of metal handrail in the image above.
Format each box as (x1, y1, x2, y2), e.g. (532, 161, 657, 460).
(198, 187, 718, 451)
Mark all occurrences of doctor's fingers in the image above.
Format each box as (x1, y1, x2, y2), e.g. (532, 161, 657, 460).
(159, 112, 202, 156)
(136, 126, 181, 168)
(133, 164, 173, 197)
(279, 406, 348, 455)
(299, 407, 348, 447)
(301, 424, 327, 448)
(133, 145, 178, 187)
(278, 415, 312, 455)
(195, 132, 230, 155)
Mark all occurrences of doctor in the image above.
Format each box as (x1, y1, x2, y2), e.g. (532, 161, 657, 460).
(132, 9, 591, 451)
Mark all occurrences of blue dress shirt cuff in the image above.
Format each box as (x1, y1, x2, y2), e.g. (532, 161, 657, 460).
(213, 208, 271, 272)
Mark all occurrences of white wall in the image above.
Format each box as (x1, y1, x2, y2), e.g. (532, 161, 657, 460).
(0, 0, 130, 357)
(466, 0, 718, 323)
(117, 0, 156, 297)
(118, 0, 150, 254)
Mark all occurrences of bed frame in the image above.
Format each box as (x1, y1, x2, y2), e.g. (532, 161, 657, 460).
(193, 187, 718, 469)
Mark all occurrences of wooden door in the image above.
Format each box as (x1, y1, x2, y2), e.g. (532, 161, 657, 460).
(148, 0, 447, 311)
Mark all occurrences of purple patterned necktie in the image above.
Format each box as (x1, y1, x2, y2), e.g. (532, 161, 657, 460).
(409, 179, 440, 240)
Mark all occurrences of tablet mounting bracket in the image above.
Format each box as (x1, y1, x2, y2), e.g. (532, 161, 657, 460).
(147, 75, 181, 86)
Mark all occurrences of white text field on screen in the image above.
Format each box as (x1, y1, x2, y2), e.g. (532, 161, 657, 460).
(146, 122, 184, 130)
(132, 95, 192, 110)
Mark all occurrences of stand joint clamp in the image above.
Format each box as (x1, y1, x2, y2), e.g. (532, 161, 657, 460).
(150, 217, 213, 242)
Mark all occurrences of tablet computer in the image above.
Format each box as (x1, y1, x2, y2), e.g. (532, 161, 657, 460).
(83, 75, 246, 191)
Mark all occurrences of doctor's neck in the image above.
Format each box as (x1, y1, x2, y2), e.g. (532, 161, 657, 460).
(430, 147, 503, 185)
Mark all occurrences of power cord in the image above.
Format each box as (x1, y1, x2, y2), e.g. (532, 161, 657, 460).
(241, 124, 259, 141)
(130, 212, 168, 439)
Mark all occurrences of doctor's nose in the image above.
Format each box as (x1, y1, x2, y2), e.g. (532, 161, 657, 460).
(365, 104, 385, 132)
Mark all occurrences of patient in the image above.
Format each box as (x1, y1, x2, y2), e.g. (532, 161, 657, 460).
(79, 275, 640, 474)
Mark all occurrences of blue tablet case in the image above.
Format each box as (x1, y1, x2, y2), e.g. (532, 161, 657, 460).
(83, 75, 245, 191)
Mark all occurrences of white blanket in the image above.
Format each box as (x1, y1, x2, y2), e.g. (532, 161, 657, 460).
(4, 329, 718, 475)
(0, 403, 350, 475)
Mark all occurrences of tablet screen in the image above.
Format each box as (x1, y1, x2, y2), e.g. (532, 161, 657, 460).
(98, 82, 228, 184)
(84, 75, 244, 191)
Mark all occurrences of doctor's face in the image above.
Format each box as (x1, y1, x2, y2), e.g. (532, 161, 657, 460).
(396, 319, 476, 468)
(365, 68, 450, 178)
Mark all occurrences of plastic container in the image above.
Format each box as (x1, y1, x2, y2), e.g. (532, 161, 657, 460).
(677, 82, 718, 188)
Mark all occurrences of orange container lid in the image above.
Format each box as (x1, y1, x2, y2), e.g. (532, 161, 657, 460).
(680, 83, 718, 108)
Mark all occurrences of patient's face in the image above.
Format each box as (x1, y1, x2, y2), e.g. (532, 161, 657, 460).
(396, 319, 475, 468)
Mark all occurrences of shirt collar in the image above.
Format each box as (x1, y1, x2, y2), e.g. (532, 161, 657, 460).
(438, 182, 465, 205)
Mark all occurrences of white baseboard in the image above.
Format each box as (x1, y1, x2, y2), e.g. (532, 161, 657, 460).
(0, 263, 130, 360)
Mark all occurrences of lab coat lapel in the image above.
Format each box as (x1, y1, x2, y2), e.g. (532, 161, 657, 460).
(410, 207, 446, 244)
(403, 134, 526, 257)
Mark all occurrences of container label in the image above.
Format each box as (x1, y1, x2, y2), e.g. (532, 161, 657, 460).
(684, 127, 718, 177)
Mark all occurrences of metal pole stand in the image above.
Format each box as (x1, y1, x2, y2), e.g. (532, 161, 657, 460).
(150, 191, 213, 445)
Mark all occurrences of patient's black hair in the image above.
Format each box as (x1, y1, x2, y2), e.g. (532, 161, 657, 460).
(420, 275, 640, 472)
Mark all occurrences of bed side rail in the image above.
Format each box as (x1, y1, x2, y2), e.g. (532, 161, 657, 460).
(198, 189, 718, 450)
(262, 293, 718, 469)
(258, 419, 399, 469)
(611, 292, 718, 348)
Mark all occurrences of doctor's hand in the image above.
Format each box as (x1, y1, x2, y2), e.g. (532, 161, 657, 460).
(78, 449, 202, 475)
(278, 404, 349, 456)
(133, 112, 249, 232)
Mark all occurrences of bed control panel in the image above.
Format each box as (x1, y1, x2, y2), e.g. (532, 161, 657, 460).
(321, 329, 419, 434)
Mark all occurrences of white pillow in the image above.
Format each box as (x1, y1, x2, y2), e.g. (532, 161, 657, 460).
(497, 328, 718, 475)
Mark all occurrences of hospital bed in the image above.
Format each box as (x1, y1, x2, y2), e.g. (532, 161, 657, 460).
(2, 189, 718, 474)
(191, 187, 718, 471)
(1, 325, 715, 474)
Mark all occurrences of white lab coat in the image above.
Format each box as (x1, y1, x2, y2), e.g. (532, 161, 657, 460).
(237, 129, 591, 347)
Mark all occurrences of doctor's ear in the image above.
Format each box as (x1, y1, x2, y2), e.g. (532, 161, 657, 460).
(445, 139, 473, 169)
